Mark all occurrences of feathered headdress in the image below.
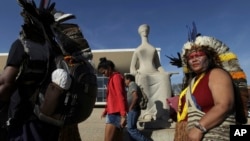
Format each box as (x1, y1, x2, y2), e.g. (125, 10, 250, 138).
(168, 22, 248, 90)
(167, 21, 198, 68)
(18, 0, 56, 43)
(187, 21, 197, 42)
(181, 24, 247, 87)
(52, 11, 91, 57)
(18, 0, 91, 58)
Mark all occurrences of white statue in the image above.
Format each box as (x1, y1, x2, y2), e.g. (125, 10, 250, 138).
(130, 24, 172, 124)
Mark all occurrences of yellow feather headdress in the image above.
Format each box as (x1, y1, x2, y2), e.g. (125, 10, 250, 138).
(181, 35, 247, 88)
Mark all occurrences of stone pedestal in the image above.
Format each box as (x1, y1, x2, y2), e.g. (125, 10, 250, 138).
(123, 121, 176, 141)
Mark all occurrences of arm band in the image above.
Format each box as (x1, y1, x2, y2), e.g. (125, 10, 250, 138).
(194, 121, 207, 133)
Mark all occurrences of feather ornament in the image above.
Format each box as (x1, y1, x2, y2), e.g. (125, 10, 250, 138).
(186, 21, 197, 42)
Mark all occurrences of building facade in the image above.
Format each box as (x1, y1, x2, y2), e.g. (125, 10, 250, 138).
(1, 49, 249, 106)
(0, 48, 162, 105)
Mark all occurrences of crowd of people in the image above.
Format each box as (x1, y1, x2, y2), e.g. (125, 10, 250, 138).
(0, 1, 248, 141)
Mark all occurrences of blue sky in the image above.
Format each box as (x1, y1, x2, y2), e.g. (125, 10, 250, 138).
(0, 0, 250, 84)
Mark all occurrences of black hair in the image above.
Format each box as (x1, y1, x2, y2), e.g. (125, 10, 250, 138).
(97, 57, 115, 70)
(125, 74, 135, 81)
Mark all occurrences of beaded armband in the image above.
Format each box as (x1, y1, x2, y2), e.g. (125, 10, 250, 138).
(194, 122, 207, 133)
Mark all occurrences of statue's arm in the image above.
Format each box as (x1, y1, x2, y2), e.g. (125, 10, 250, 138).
(130, 52, 138, 75)
(153, 50, 165, 72)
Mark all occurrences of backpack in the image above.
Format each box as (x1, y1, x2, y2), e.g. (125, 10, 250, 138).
(138, 86, 148, 110)
(32, 21, 97, 126)
(57, 56, 97, 125)
(34, 55, 97, 126)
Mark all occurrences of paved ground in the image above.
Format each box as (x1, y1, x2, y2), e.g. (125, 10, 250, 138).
(78, 108, 106, 141)
(78, 107, 175, 141)
(78, 107, 250, 141)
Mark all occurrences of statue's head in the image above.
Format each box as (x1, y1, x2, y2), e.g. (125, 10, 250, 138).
(138, 24, 150, 36)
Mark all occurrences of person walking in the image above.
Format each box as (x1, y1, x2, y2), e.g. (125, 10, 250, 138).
(124, 74, 151, 141)
(97, 57, 128, 141)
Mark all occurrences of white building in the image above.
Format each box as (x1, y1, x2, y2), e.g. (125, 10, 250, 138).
(0, 48, 162, 105)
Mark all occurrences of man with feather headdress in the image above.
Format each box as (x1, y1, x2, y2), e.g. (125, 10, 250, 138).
(0, 0, 92, 140)
(0, 0, 62, 140)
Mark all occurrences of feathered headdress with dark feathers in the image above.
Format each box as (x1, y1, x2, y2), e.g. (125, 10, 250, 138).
(18, 0, 79, 54)
(18, 0, 56, 43)
(166, 21, 199, 68)
(18, 0, 92, 58)
(187, 21, 197, 42)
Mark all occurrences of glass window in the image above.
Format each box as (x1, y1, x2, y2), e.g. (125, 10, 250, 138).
(95, 75, 108, 105)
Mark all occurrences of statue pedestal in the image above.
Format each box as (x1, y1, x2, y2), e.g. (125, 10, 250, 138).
(137, 120, 172, 129)
(124, 120, 176, 141)
(137, 117, 176, 129)
(137, 106, 173, 129)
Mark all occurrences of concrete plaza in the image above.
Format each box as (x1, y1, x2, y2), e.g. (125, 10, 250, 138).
(78, 107, 175, 141)
(78, 107, 250, 141)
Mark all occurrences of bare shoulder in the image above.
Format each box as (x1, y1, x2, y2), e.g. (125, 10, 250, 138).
(210, 68, 230, 76)
(209, 68, 232, 83)
(208, 68, 234, 104)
